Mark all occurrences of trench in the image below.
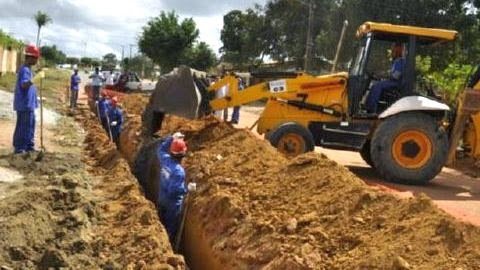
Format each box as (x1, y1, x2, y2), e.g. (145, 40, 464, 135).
(118, 128, 224, 270)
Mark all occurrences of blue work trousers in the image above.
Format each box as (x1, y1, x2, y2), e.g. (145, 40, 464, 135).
(111, 127, 121, 146)
(366, 80, 399, 113)
(231, 106, 240, 123)
(159, 201, 183, 242)
(70, 90, 79, 108)
(92, 86, 101, 101)
(13, 111, 35, 153)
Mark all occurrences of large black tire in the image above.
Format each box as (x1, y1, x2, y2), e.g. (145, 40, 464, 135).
(371, 112, 448, 185)
(268, 122, 315, 157)
(360, 140, 374, 168)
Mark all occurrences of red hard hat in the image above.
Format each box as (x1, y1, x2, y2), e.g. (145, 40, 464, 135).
(25, 44, 40, 58)
(170, 139, 187, 156)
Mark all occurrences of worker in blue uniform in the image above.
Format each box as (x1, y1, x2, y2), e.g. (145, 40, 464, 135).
(230, 76, 245, 124)
(70, 69, 81, 109)
(157, 132, 196, 242)
(13, 45, 40, 154)
(107, 96, 123, 146)
(366, 43, 406, 113)
(97, 92, 111, 132)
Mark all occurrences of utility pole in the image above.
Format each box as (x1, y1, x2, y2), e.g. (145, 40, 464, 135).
(331, 20, 349, 73)
(120, 45, 125, 69)
(129, 44, 134, 59)
(304, 0, 314, 73)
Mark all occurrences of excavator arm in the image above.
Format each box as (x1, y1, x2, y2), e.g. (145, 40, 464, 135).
(207, 74, 347, 114)
(447, 68, 480, 164)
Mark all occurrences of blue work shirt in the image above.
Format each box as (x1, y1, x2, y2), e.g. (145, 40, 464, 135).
(391, 58, 406, 81)
(157, 136, 187, 207)
(98, 98, 111, 119)
(70, 74, 81, 91)
(107, 106, 123, 131)
(14, 65, 38, 111)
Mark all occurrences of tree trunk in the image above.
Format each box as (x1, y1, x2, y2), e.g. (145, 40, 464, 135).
(36, 26, 41, 48)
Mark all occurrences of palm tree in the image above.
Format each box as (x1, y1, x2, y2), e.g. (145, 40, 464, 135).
(34, 11, 52, 48)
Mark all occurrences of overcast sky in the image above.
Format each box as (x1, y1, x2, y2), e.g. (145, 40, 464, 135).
(0, 0, 266, 59)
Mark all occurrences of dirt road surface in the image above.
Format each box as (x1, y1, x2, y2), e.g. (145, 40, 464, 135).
(230, 106, 480, 226)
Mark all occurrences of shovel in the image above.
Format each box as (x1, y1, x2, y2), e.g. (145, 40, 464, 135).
(105, 112, 113, 142)
(174, 193, 190, 253)
(35, 74, 46, 162)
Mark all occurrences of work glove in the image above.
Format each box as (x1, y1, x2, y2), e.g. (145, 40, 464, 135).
(111, 121, 118, 127)
(173, 132, 185, 139)
(187, 182, 197, 192)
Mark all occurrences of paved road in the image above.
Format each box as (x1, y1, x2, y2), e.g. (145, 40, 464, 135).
(229, 106, 480, 226)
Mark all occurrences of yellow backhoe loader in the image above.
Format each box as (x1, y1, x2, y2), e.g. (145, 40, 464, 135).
(144, 22, 480, 185)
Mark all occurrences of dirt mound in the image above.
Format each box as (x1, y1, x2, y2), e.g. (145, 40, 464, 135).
(0, 151, 100, 269)
(149, 116, 480, 269)
(120, 93, 149, 116)
(81, 110, 185, 269)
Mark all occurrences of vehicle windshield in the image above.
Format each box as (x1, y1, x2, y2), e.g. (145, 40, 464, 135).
(350, 36, 371, 76)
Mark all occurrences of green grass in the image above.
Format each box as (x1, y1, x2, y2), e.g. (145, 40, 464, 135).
(0, 69, 71, 110)
(36, 69, 71, 110)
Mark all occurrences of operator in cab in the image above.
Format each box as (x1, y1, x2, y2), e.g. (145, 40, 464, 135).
(366, 42, 406, 114)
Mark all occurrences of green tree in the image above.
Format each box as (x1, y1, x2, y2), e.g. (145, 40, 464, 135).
(66, 57, 80, 66)
(40, 45, 66, 65)
(264, 0, 335, 69)
(33, 11, 52, 48)
(139, 11, 199, 72)
(102, 53, 117, 70)
(80, 57, 93, 66)
(0, 30, 23, 49)
(126, 55, 155, 78)
(184, 42, 217, 71)
(220, 7, 269, 67)
(92, 58, 101, 68)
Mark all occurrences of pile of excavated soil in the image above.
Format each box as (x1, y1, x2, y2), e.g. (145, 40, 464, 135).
(120, 93, 150, 116)
(0, 150, 100, 269)
(153, 115, 480, 270)
(79, 108, 185, 269)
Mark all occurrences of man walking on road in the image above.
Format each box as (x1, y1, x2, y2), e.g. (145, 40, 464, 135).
(89, 67, 104, 101)
(12, 45, 40, 154)
(157, 132, 196, 242)
(70, 69, 81, 109)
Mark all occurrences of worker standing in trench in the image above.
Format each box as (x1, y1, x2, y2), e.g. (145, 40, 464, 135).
(157, 132, 196, 243)
(107, 96, 123, 147)
(12, 45, 40, 154)
(96, 92, 111, 132)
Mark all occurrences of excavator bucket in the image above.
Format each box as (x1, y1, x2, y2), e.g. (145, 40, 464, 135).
(143, 66, 212, 136)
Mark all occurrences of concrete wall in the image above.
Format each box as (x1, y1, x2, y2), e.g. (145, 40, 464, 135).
(0, 46, 20, 75)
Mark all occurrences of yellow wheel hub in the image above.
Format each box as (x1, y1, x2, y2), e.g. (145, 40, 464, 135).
(277, 133, 305, 157)
(392, 130, 433, 169)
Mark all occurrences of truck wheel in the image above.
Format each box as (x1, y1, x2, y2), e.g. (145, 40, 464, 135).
(371, 113, 448, 185)
(268, 122, 315, 157)
(360, 140, 374, 168)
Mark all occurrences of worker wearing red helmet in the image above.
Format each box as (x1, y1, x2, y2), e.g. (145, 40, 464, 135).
(96, 91, 111, 131)
(107, 96, 123, 146)
(12, 44, 40, 154)
(156, 132, 196, 242)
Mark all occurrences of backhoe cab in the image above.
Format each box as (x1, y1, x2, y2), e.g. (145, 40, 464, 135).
(347, 22, 457, 117)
